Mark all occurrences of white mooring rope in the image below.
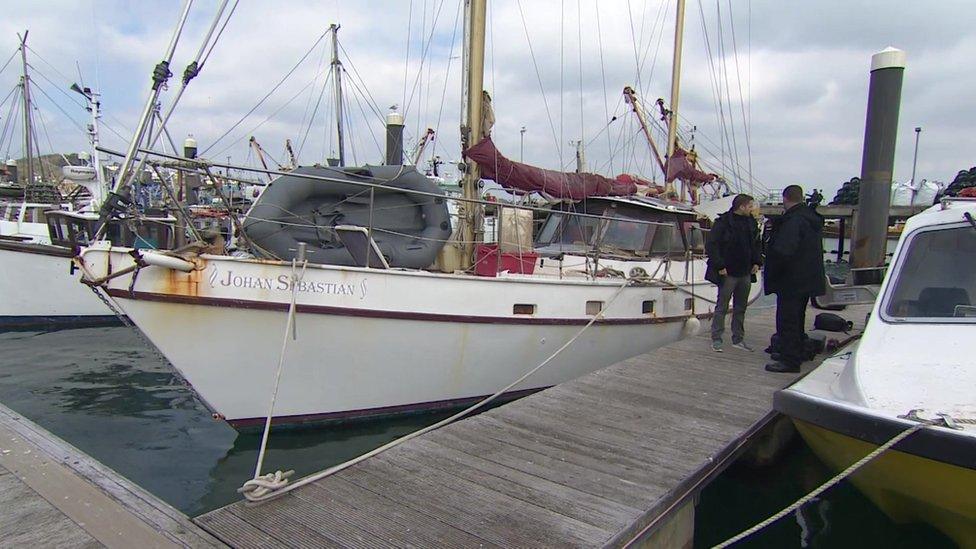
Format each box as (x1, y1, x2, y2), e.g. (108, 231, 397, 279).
(712, 419, 937, 548)
(239, 256, 307, 501)
(239, 276, 635, 503)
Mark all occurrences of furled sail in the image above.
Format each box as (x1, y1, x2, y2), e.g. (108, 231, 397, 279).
(463, 136, 637, 200)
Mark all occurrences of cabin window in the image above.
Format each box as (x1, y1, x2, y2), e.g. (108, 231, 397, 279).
(513, 304, 536, 315)
(650, 223, 678, 254)
(586, 301, 603, 315)
(883, 225, 976, 322)
(601, 215, 653, 252)
(682, 222, 706, 253)
(684, 298, 694, 310)
(642, 300, 655, 314)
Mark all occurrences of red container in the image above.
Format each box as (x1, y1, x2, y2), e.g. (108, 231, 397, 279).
(474, 244, 538, 277)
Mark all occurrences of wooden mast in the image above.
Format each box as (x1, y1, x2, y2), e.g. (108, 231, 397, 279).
(330, 23, 346, 166)
(666, 0, 686, 200)
(460, 0, 487, 269)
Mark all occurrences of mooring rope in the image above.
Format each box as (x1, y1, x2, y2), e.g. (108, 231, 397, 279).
(712, 417, 943, 548)
(240, 255, 307, 500)
(240, 276, 637, 502)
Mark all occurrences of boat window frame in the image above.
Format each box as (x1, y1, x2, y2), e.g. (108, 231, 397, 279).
(879, 220, 976, 325)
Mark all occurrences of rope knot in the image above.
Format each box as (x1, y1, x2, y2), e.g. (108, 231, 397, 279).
(238, 469, 294, 502)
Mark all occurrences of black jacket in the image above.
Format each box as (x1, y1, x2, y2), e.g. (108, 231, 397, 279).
(704, 210, 762, 284)
(763, 204, 826, 296)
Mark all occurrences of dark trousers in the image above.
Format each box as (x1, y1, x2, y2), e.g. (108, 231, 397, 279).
(775, 293, 809, 367)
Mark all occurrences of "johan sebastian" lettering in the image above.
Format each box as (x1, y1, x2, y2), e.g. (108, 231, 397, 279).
(208, 266, 366, 298)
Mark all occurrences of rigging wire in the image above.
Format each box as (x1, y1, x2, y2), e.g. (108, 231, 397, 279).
(296, 69, 333, 160)
(697, 0, 732, 185)
(576, 0, 584, 165)
(403, 0, 449, 121)
(431, 0, 463, 159)
(210, 76, 321, 159)
(202, 27, 333, 155)
(726, 0, 753, 193)
(715, 0, 744, 190)
(402, 0, 414, 111)
(516, 0, 561, 163)
(594, 1, 614, 174)
(559, 0, 565, 167)
(0, 48, 19, 79)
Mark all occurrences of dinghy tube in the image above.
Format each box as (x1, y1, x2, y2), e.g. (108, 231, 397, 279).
(243, 165, 452, 268)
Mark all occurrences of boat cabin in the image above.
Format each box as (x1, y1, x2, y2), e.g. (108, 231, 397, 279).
(534, 196, 706, 259)
(45, 210, 176, 250)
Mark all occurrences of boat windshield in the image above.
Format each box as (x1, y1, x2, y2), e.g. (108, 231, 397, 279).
(884, 224, 976, 322)
(536, 211, 680, 255)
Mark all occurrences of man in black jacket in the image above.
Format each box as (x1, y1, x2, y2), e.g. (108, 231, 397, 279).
(705, 194, 762, 352)
(763, 185, 827, 373)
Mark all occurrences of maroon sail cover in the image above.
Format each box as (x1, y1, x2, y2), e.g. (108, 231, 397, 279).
(463, 137, 637, 199)
(665, 147, 716, 184)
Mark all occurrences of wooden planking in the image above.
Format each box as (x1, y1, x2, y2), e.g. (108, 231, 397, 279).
(199, 303, 871, 548)
(0, 402, 224, 548)
(0, 469, 103, 548)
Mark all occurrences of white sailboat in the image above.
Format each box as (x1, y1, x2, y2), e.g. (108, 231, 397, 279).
(0, 33, 120, 327)
(775, 198, 976, 547)
(78, 0, 755, 426)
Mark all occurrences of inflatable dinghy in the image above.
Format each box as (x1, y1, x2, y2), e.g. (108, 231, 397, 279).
(243, 165, 452, 269)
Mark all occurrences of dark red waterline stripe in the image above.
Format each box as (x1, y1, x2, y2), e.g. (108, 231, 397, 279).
(106, 288, 714, 326)
(226, 387, 549, 429)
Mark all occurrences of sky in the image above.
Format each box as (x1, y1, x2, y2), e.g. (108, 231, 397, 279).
(1, 0, 973, 198)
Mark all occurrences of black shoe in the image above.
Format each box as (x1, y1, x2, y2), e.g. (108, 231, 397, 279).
(765, 361, 800, 373)
(770, 353, 782, 361)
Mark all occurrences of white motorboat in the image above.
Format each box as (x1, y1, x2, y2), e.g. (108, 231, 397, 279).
(775, 198, 976, 547)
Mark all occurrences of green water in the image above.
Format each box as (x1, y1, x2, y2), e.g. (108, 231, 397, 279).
(0, 326, 957, 546)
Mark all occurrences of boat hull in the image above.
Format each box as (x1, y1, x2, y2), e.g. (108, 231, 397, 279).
(108, 293, 692, 426)
(795, 419, 976, 548)
(80, 245, 715, 426)
(0, 243, 118, 328)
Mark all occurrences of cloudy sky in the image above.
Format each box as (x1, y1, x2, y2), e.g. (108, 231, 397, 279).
(1, 0, 973, 196)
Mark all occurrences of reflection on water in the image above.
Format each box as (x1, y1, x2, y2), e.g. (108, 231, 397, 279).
(0, 325, 445, 516)
(0, 325, 958, 546)
(694, 433, 955, 548)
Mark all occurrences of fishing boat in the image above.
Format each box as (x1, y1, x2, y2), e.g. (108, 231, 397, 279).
(77, 0, 762, 427)
(775, 198, 976, 547)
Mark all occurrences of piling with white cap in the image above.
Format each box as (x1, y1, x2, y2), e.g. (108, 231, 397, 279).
(851, 47, 906, 284)
(385, 110, 404, 165)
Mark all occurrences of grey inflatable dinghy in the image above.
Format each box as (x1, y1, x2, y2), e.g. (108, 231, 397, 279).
(243, 165, 452, 268)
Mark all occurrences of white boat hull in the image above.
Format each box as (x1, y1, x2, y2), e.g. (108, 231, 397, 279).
(80, 245, 720, 426)
(0, 243, 116, 327)
(115, 296, 686, 425)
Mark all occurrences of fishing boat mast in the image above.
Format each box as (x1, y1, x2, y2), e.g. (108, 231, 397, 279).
(460, 0, 487, 269)
(17, 32, 34, 186)
(330, 23, 345, 166)
(666, 0, 686, 200)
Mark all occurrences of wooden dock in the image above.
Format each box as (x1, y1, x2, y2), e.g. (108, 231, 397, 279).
(0, 402, 223, 548)
(196, 303, 870, 548)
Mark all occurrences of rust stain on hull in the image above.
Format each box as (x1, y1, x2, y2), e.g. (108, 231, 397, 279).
(161, 258, 207, 297)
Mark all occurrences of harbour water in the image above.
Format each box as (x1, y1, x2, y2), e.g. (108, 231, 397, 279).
(0, 324, 953, 547)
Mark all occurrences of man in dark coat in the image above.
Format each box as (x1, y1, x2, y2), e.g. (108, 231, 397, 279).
(705, 194, 762, 352)
(763, 185, 827, 373)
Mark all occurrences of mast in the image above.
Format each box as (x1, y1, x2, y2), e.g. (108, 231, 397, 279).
(330, 24, 345, 166)
(71, 83, 107, 209)
(18, 32, 34, 186)
(622, 86, 666, 177)
(460, 0, 487, 269)
(666, 0, 686, 198)
(113, 0, 193, 192)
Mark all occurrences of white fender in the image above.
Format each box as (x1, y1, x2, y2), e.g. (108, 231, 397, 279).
(141, 251, 195, 272)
